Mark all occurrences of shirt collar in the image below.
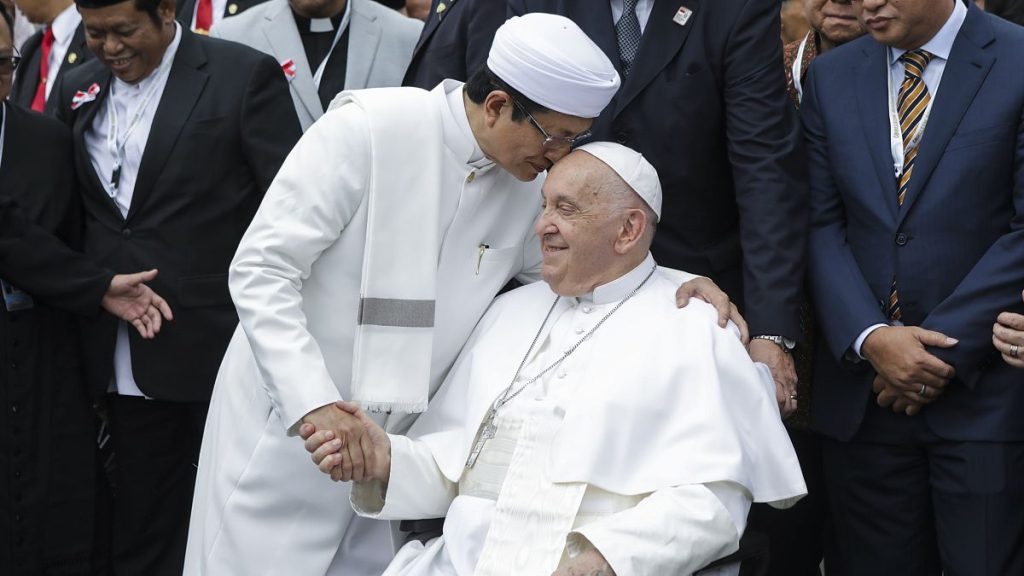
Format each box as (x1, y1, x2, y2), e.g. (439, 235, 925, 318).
(112, 22, 182, 94)
(439, 79, 492, 169)
(577, 252, 657, 306)
(51, 3, 82, 45)
(890, 0, 967, 64)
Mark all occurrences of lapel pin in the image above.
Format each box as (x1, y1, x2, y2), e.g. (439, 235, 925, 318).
(71, 83, 101, 110)
(228, 3, 238, 14)
(280, 59, 297, 82)
(673, 6, 692, 27)
(436, 2, 446, 15)
(67, 52, 78, 64)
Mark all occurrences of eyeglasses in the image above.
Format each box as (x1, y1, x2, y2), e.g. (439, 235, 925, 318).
(507, 93, 591, 152)
(0, 49, 21, 75)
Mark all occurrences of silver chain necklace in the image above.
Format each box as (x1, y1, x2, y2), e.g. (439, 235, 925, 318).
(465, 263, 657, 469)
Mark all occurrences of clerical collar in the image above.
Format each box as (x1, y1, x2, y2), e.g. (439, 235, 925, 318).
(576, 253, 656, 306)
(292, 9, 344, 34)
(440, 79, 492, 169)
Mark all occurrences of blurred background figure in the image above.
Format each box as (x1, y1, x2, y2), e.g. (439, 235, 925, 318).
(9, 0, 91, 114)
(986, 0, 1024, 24)
(402, 0, 505, 89)
(175, 0, 266, 34)
(0, 0, 35, 51)
(212, 0, 421, 131)
(781, 0, 810, 44)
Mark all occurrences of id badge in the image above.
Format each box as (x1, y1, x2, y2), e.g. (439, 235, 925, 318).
(1, 279, 34, 312)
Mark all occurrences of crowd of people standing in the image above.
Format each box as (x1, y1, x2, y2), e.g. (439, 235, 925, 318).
(2, 0, 1024, 574)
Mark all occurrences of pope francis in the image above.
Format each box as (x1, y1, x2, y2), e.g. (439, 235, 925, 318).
(303, 143, 807, 576)
(184, 13, 741, 576)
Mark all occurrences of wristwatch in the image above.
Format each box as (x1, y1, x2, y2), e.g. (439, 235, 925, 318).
(752, 334, 796, 351)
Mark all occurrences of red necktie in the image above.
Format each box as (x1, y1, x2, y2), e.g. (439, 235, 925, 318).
(195, 0, 213, 33)
(30, 27, 55, 112)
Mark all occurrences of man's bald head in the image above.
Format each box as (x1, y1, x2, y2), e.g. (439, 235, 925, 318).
(534, 147, 659, 296)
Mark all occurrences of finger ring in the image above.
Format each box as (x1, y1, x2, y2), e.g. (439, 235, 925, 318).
(919, 384, 928, 397)
(1011, 344, 1020, 358)
(789, 393, 797, 400)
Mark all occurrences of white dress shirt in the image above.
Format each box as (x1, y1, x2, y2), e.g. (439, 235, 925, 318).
(44, 3, 82, 100)
(83, 23, 182, 397)
(853, 0, 967, 358)
(610, 0, 654, 34)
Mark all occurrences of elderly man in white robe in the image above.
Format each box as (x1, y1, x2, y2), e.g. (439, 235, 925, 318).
(303, 144, 808, 576)
(186, 13, 746, 576)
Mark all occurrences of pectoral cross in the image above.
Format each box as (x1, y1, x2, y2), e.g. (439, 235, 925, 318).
(465, 407, 498, 469)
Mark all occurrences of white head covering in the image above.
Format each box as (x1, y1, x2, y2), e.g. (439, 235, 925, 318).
(487, 14, 620, 119)
(577, 142, 662, 222)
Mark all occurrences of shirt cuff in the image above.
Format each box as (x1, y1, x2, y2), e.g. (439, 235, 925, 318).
(852, 324, 888, 360)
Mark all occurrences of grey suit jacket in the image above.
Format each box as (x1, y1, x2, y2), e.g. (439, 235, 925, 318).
(212, 0, 421, 130)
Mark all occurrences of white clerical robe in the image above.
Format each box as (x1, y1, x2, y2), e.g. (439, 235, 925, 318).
(352, 255, 807, 576)
(185, 81, 553, 576)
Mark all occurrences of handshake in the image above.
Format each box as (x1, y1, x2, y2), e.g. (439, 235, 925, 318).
(299, 401, 392, 483)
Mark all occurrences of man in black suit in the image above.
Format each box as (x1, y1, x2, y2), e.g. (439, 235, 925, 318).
(506, 2, 807, 403)
(402, 0, 505, 89)
(52, 0, 301, 572)
(11, 0, 92, 113)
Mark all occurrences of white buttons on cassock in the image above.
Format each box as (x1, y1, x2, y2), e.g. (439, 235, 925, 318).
(582, 306, 592, 314)
(574, 327, 585, 335)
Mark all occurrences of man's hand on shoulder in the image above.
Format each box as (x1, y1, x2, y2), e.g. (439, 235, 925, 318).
(551, 548, 616, 576)
(102, 269, 174, 339)
(300, 401, 390, 483)
(675, 276, 749, 344)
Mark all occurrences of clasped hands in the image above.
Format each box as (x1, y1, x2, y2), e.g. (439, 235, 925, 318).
(299, 401, 390, 483)
(861, 326, 958, 416)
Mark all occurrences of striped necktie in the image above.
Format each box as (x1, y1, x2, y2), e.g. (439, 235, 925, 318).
(888, 49, 933, 322)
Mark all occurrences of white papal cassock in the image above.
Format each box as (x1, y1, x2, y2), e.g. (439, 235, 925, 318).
(185, 81, 553, 576)
(352, 255, 808, 576)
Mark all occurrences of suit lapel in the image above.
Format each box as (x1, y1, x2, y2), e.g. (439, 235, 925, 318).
(856, 42, 899, 222)
(614, 0, 699, 116)
(57, 24, 89, 77)
(128, 31, 209, 222)
(565, 0, 619, 76)
(410, 0, 450, 57)
(346, 1, 381, 90)
(12, 33, 43, 108)
(176, 0, 196, 29)
(263, 2, 323, 118)
(897, 5, 995, 225)
(70, 69, 124, 221)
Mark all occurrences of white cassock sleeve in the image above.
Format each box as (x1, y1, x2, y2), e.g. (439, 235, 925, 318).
(568, 481, 747, 576)
(228, 107, 371, 433)
(351, 434, 457, 520)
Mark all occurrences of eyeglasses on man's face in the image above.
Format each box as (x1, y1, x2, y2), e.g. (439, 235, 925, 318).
(507, 93, 591, 152)
(0, 49, 21, 75)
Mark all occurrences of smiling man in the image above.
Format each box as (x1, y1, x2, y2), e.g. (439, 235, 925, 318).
(802, 0, 1024, 573)
(50, 0, 300, 573)
(302, 143, 807, 576)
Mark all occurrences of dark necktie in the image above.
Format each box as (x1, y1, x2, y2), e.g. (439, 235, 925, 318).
(616, 0, 641, 77)
(30, 27, 55, 112)
(887, 49, 933, 322)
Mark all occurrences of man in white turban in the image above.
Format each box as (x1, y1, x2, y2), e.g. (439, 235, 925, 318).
(303, 144, 807, 576)
(185, 14, 744, 576)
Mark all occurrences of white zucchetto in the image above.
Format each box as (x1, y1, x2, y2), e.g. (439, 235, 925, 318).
(487, 14, 620, 119)
(577, 142, 662, 221)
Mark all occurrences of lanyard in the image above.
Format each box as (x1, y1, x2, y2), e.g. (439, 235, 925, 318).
(887, 49, 935, 179)
(105, 62, 169, 196)
(791, 33, 810, 105)
(311, 3, 352, 89)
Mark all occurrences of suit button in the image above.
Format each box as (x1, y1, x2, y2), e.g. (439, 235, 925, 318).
(615, 132, 629, 145)
(895, 233, 908, 246)
(122, 228, 132, 238)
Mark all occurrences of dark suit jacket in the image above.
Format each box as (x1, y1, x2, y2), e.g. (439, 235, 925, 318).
(402, 0, 506, 89)
(803, 4, 1024, 441)
(509, 0, 808, 340)
(0, 104, 111, 315)
(10, 24, 93, 115)
(175, 0, 269, 29)
(53, 31, 302, 401)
